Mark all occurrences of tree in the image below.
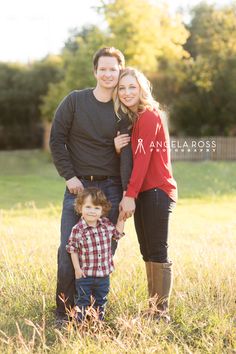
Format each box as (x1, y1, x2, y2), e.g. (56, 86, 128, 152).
(41, 25, 108, 121)
(98, 0, 189, 73)
(0, 57, 62, 148)
(41, 0, 190, 128)
(172, 2, 236, 136)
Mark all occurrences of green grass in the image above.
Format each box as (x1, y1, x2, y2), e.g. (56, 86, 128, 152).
(0, 150, 64, 209)
(1, 150, 236, 209)
(0, 150, 235, 353)
(174, 160, 236, 199)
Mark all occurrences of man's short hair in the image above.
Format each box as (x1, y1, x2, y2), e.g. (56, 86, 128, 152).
(93, 47, 125, 71)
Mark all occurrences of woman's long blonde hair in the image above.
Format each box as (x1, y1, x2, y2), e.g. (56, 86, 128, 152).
(113, 67, 171, 168)
(113, 67, 160, 123)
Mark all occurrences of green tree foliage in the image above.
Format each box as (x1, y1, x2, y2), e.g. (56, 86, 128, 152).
(186, 2, 236, 59)
(0, 57, 62, 148)
(6, 0, 235, 144)
(41, 1, 189, 121)
(40, 26, 108, 121)
(172, 2, 236, 136)
(99, 0, 189, 73)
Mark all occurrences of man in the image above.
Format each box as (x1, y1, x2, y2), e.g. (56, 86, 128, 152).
(50, 47, 135, 324)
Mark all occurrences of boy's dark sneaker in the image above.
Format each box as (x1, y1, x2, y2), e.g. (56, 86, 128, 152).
(54, 314, 69, 329)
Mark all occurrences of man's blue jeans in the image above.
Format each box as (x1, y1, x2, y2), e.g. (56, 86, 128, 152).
(55, 177, 123, 317)
(75, 275, 110, 321)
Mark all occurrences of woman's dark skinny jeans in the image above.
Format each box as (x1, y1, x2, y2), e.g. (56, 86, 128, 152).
(134, 188, 175, 263)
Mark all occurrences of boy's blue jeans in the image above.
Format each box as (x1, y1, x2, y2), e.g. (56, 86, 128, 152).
(75, 276, 110, 321)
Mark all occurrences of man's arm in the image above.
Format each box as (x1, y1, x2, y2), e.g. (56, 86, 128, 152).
(50, 91, 83, 193)
(118, 115, 133, 191)
(50, 92, 76, 180)
(119, 141, 136, 219)
(117, 115, 135, 219)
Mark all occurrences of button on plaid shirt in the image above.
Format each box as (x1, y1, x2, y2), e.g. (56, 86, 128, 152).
(66, 217, 123, 277)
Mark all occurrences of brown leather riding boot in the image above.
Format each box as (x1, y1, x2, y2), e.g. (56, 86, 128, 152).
(141, 262, 154, 317)
(145, 261, 153, 300)
(150, 261, 173, 322)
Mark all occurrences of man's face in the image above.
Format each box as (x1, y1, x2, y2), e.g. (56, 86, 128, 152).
(94, 56, 120, 90)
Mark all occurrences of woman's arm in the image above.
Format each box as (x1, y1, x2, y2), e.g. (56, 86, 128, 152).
(125, 111, 160, 198)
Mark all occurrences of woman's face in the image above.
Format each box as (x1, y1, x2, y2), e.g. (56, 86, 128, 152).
(118, 74, 140, 112)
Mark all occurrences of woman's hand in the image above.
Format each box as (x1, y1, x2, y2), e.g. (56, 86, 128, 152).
(119, 196, 135, 221)
(114, 131, 130, 154)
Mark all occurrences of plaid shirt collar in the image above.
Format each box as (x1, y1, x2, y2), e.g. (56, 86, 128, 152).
(79, 216, 105, 230)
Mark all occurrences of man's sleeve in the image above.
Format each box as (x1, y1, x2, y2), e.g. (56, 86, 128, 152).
(49, 91, 77, 180)
(118, 115, 133, 191)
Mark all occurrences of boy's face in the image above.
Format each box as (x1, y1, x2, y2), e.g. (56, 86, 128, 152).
(94, 56, 120, 90)
(80, 195, 103, 225)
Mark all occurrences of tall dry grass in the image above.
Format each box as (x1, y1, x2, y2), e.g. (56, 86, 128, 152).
(0, 198, 235, 353)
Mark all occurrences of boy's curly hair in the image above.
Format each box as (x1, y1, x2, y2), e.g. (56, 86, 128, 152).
(74, 187, 112, 216)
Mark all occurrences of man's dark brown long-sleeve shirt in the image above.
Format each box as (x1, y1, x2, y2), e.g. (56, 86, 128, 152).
(50, 89, 132, 190)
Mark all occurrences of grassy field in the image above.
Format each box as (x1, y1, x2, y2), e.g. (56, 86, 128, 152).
(0, 150, 236, 353)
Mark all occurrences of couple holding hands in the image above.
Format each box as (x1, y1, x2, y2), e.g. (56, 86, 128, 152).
(50, 47, 177, 326)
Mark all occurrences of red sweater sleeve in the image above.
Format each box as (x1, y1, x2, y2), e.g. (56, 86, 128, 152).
(126, 111, 160, 198)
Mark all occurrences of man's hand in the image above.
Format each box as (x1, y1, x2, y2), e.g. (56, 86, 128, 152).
(114, 131, 130, 154)
(75, 269, 86, 279)
(66, 176, 84, 194)
(119, 196, 135, 221)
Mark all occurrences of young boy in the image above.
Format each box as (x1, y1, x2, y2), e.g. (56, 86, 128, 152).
(66, 187, 125, 322)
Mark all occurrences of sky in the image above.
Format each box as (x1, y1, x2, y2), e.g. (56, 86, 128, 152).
(0, 0, 233, 63)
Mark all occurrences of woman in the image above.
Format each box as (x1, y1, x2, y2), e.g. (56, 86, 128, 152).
(114, 67, 177, 322)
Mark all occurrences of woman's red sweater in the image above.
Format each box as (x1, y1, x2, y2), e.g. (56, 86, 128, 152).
(125, 109, 177, 202)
